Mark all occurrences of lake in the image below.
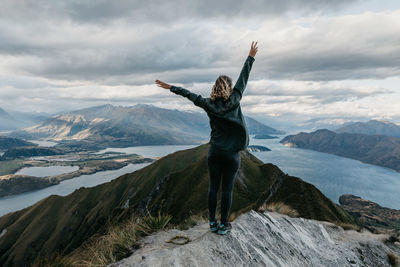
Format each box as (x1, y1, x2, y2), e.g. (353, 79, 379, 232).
(94, 144, 200, 158)
(249, 135, 400, 210)
(1, 137, 400, 217)
(28, 139, 58, 147)
(15, 165, 79, 177)
(90, 138, 400, 209)
(0, 163, 151, 216)
(0, 145, 197, 217)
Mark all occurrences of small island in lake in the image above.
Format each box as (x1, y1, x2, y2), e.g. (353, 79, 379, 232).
(0, 151, 154, 197)
(247, 145, 271, 152)
(253, 134, 279, 139)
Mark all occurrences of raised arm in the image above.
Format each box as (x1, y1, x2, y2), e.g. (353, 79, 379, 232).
(231, 41, 258, 102)
(155, 79, 207, 109)
(169, 85, 207, 109)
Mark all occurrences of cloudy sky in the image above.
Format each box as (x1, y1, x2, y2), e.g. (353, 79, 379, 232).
(0, 0, 399, 129)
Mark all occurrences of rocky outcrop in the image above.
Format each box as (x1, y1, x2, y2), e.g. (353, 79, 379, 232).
(339, 194, 400, 235)
(109, 210, 400, 267)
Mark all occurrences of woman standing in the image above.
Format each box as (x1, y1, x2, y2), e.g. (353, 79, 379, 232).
(155, 41, 258, 235)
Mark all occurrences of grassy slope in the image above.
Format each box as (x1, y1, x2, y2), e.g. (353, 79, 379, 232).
(0, 144, 212, 266)
(143, 147, 270, 223)
(269, 175, 353, 223)
(0, 143, 354, 266)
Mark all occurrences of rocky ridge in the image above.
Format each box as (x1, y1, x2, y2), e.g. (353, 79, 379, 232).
(109, 210, 400, 267)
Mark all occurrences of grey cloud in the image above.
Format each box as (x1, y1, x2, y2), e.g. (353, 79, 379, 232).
(0, 75, 54, 89)
(1, 2, 398, 83)
(248, 83, 392, 96)
(246, 81, 393, 106)
(258, 53, 400, 81)
(1, 0, 400, 121)
(0, 0, 358, 24)
(0, 22, 230, 82)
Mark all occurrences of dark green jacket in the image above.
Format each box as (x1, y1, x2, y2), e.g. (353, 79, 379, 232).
(170, 55, 255, 152)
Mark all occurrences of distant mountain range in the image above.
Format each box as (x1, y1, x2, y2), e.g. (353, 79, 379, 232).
(280, 129, 400, 172)
(0, 108, 18, 131)
(0, 107, 50, 131)
(335, 119, 400, 138)
(0, 143, 354, 266)
(296, 117, 356, 132)
(10, 104, 284, 150)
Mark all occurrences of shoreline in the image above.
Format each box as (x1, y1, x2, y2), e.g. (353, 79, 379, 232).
(0, 154, 155, 197)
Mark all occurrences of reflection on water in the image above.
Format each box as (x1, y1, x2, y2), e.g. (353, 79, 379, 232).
(15, 165, 79, 177)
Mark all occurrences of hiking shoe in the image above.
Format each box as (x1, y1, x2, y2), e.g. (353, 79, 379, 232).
(209, 220, 219, 233)
(217, 222, 232, 235)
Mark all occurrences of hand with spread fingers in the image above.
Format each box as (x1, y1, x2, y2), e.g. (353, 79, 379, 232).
(155, 79, 171, 89)
(249, 41, 258, 58)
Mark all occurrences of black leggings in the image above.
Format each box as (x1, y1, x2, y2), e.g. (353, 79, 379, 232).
(207, 145, 240, 224)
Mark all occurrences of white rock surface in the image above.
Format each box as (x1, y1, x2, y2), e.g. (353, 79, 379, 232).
(109, 210, 400, 267)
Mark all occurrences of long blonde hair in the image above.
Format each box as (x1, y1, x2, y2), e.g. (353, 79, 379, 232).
(210, 75, 233, 101)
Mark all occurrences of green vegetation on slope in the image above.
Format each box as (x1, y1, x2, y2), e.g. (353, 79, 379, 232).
(0, 142, 355, 266)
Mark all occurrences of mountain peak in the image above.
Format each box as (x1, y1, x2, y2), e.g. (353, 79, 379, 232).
(0, 107, 19, 131)
(369, 119, 396, 125)
(335, 119, 400, 138)
(0, 107, 14, 120)
(133, 103, 155, 108)
(315, 128, 333, 133)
